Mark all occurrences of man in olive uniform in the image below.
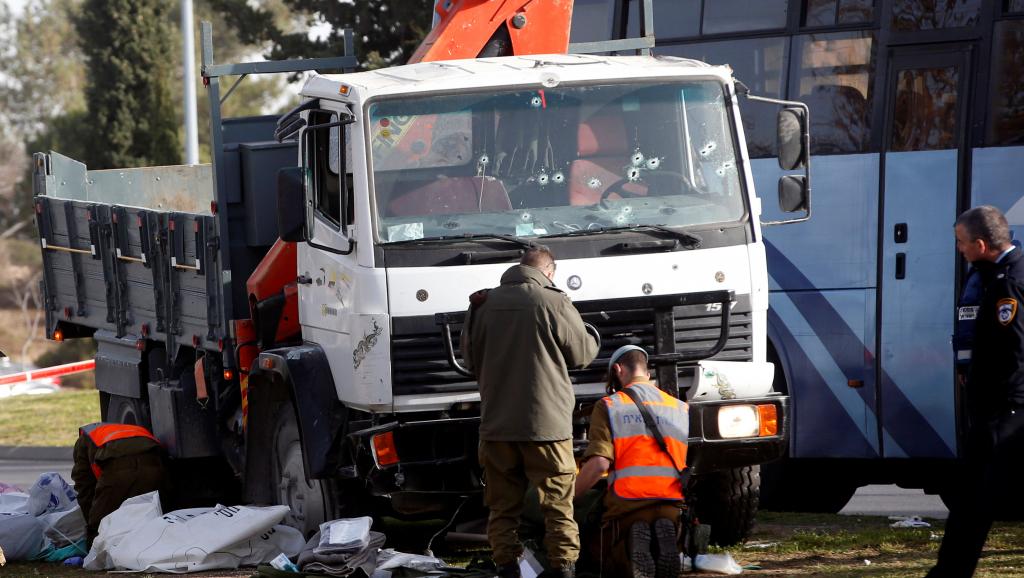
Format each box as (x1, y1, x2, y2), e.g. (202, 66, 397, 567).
(71, 422, 165, 546)
(462, 246, 599, 578)
(928, 206, 1024, 577)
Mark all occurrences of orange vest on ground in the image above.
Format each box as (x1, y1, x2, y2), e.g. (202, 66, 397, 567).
(79, 422, 159, 478)
(603, 382, 689, 501)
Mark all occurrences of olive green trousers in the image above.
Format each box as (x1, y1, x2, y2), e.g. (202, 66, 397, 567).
(479, 439, 579, 567)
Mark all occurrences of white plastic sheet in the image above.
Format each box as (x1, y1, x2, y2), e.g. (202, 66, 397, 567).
(84, 491, 305, 573)
(0, 512, 46, 561)
(0, 473, 85, 561)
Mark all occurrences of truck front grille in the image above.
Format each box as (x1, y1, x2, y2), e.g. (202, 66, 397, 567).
(391, 295, 753, 396)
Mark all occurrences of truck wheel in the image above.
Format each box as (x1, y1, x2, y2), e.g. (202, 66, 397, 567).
(271, 401, 333, 536)
(104, 393, 152, 429)
(693, 466, 759, 546)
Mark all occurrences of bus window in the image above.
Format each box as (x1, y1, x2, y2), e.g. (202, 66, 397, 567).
(793, 31, 876, 154)
(570, 0, 616, 44)
(988, 20, 1024, 146)
(657, 37, 788, 158)
(805, 0, 874, 27)
(703, 0, 788, 35)
(626, 0, 700, 40)
(891, 67, 960, 151)
(891, 0, 981, 31)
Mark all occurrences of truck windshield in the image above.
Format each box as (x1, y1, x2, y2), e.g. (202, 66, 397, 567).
(368, 80, 744, 243)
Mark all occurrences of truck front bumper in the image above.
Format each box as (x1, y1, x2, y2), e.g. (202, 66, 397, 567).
(686, 394, 789, 472)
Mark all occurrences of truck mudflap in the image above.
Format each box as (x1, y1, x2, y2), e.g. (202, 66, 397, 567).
(686, 395, 789, 473)
(347, 416, 484, 515)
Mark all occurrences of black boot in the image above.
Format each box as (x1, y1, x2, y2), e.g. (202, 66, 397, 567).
(538, 562, 575, 578)
(629, 521, 656, 578)
(496, 561, 521, 578)
(653, 518, 681, 578)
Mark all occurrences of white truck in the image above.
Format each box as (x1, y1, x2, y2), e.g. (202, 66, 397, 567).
(33, 4, 809, 545)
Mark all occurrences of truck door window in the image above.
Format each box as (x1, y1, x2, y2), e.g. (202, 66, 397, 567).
(308, 110, 353, 230)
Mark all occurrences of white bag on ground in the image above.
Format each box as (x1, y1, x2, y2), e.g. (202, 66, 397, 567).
(84, 491, 164, 570)
(86, 490, 303, 573)
(40, 504, 86, 546)
(0, 492, 28, 514)
(26, 472, 77, 516)
(0, 512, 47, 561)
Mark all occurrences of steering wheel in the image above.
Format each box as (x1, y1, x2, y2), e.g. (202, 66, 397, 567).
(598, 170, 697, 209)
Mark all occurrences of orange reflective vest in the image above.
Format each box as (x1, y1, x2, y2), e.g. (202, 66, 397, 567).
(79, 422, 159, 478)
(604, 382, 689, 501)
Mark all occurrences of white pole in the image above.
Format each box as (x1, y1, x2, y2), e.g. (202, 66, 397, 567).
(182, 0, 199, 165)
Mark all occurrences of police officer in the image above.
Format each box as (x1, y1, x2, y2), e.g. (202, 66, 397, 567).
(461, 246, 599, 578)
(576, 345, 687, 578)
(928, 206, 1024, 577)
(71, 422, 165, 546)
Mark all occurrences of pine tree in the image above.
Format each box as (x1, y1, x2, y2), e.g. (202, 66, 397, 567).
(76, 0, 180, 169)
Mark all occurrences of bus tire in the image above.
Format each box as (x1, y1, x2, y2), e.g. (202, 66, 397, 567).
(693, 465, 760, 546)
(271, 400, 334, 537)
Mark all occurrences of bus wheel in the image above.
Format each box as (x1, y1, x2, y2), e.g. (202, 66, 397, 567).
(270, 401, 333, 537)
(693, 465, 760, 546)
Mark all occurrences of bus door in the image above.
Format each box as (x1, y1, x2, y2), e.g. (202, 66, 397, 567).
(877, 45, 971, 460)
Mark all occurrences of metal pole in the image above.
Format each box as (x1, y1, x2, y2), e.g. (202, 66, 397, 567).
(182, 0, 199, 165)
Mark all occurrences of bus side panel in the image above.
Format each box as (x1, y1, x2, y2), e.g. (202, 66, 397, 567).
(757, 155, 881, 459)
(972, 146, 1024, 242)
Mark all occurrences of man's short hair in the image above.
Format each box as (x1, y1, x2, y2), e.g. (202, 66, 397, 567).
(957, 205, 1012, 249)
(521, 245, 555, 270)
(615, 350, 648, 373)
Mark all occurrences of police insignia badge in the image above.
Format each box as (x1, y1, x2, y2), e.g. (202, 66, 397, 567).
(997, 298, 1018, 326)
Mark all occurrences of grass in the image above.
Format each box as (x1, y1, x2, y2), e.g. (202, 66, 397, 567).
(0, 389, 100, 447)
(2, 512, 1023, 577)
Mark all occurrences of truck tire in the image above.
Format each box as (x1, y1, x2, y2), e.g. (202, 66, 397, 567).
(271, 401, 334, 536)
(693, 465, 760, 546)
(103, 393, 152, 429)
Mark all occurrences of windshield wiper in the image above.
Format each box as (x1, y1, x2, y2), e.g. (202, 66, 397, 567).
(385, 233, 537, 248)
(540, 224, 701, 248)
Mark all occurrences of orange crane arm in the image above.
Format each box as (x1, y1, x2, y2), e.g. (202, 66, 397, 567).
(409, 0, 575, 63)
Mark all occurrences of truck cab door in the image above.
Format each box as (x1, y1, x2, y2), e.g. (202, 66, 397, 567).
(297, 108, 358, 354)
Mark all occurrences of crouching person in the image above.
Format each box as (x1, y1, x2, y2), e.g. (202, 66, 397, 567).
(71, 422, 166, 546)
(575, 345, 688, 578)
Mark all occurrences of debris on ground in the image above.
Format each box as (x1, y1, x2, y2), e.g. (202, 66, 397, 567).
(889, 515, 931, 528)
(682, 552, 744, 574)
(0, 472, 86, 563)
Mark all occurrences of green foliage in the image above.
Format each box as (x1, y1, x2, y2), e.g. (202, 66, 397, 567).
(208, 0, 434, 70)
(76, 0, 180, 169)
(34, 338, 97, 389)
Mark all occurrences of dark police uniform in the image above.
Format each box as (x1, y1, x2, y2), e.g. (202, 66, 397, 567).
(929, 247, 1024, 578)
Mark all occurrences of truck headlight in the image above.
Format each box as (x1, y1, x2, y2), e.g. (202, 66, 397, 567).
(716, 403, 779, 438)
(718, 405, 759, 438)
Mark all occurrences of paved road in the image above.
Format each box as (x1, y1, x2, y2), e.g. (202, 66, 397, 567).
(0, 459, 72, 490)
(1, 458, 950, 521)
(841, 483, 948, 520)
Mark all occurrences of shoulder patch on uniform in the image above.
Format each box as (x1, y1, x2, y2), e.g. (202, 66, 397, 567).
(998, 298, 1018, 326)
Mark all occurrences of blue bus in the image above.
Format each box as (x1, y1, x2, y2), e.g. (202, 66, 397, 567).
(571, 0, 1024, 511)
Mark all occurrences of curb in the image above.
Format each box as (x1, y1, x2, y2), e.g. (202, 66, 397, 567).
(0, 445, 73, 461)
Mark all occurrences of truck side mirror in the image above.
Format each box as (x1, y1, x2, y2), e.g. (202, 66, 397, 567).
(777, 107, 807, 171)
(779, 175, 809, 213)
(277, 166, 307, 243)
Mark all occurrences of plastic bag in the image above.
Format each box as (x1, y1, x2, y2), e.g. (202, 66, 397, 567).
(0, 492, 28, 515)
(26, 472, 77, 517)
(86, 491, 303, 573)
(40, 504, 86, 546)
(317, 516, 373, 553)
(681, 552, 743, 575)
(0, 512, 47, 561)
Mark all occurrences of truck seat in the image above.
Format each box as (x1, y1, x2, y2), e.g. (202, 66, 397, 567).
(387, 176, 512, 217)
(569, 112, 648, 205)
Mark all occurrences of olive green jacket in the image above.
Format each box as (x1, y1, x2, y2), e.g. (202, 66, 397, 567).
(462, 264, 599, 441)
